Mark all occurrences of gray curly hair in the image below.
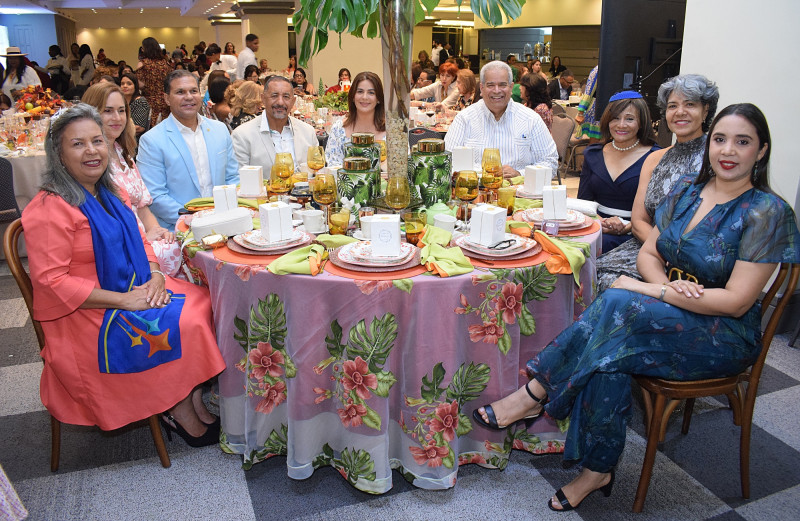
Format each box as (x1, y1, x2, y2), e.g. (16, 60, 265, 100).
(42, 103, 119, 206)
(656, 74, 719, 132)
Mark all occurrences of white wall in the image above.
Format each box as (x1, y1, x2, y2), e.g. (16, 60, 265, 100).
(682, 0, 800, 211)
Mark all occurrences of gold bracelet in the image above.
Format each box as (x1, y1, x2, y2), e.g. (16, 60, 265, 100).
(659, 283, 668, 301)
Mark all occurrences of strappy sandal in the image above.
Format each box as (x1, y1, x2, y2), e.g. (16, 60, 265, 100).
(472, 381, 547, 431)
(547, 470, 615, 512)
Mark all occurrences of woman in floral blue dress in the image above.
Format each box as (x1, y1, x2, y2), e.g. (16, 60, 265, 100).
(473, 103, 800, 511)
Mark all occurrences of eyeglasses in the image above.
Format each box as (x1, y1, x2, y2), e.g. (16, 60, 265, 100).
(487, 239, 516, 250)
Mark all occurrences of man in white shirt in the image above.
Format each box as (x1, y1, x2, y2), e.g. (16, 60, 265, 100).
(431, 40, 442, 67)
(236, 34, 259, 81)
(138, 70, 239, 227)
(205, 43, 237, 79)
(232, 75, 317, 173)
(445, 61, 558, 178)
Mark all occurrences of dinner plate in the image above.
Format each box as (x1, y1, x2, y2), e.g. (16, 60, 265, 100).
(459, 233, 530, 255)
(232, 230, 311, 251)
(338, 241, 415, 266)
(455, 234, 537, 258)
(514, 187, 544, 199)
(513, 208, 585, 225)
(240, 228, 304, 248)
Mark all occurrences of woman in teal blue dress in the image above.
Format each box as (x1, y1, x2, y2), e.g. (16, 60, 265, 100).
(473, 103, 800, 511)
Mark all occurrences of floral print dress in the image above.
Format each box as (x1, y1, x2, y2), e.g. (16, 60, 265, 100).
(137, 58, 173, 127)
(527, 176, 800, 473)
(108, 143, 182, 276)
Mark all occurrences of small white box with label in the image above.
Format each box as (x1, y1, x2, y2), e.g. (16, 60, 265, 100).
(213, 185, 238, 213)
(239, 166, 264, 196)
(524, 165, 550, 195)
(542, 185, 568, 220)
(470, 204, 507, 246)
(258, 202, 293, 242)
(370, 214, 401, 257)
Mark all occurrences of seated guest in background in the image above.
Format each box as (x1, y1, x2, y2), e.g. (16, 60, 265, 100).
(519, 72, 553, 131)
(577, 91, 660, 252)
(219, 44, 238, 78)
(82, 83, 182, 276)
(325, 67, 352, 94)
(410, 61, 459, 109)
(285, 55, 298, 77)
(119, 72, 150, 140)
(137, 70, 238, 228)
(595, 74, 719, 291)
(232, 75, 317, 172)
(208, 77, 233, 127)
(0, 93, 12, 113)
(204, 44, 235, 84)
(527, 58, 547, 81)
(258, 59, 271, 82)
(445, 61, 558, 177)
(292, 68, 317, 96)
(118, 62, 133, 78)
(325, 71, 386, 166)
(230, 80, 263, 130)
(243, 64, 261, 84)
(454, 68, 479, 111)
(236, 33, 259, 81)
(474, 103, 800, 512)
(547, 68, 575, 101)
(1, 47, 41, 100)
(548, 55, 566, 77)
(417, 50, 434, 70)
(22, 104, 226, 446)
(414, 68, 437, 103)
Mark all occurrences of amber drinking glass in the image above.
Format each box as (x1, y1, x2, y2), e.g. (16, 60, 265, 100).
(402, 210, 426, 246)
(270, 152, 295, 194)
(328, 204, 351, 235)
(481, 148, 503, 192)
(312, 172, 337, 227)
(455, 170, 479, 228)
(307, 146, 325, 177)
(385, 176, 411, 213)
(497, 186, 516, 216)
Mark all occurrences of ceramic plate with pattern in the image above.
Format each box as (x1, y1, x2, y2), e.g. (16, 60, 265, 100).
(513, 208, 584, 225)
(455, 234, 537, 258)
(233, 230, 310, 251)
(240, 228, 304, 247)
(339, 241, 415, 266)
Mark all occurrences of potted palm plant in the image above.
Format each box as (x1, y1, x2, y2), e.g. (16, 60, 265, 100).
(293, 0, 525, 178)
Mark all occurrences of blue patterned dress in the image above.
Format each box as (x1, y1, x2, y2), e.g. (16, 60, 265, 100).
(528, 175, 800, 473)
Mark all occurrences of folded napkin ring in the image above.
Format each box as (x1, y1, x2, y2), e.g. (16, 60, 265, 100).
(667, 266, 699, 284)
(487, 239, 516, 250)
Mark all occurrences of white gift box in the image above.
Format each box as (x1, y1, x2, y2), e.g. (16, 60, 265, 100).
(470, 204, 506, 246)
(259, 202, 294, 242)
(370, 214, 401, 257)
(569, 95, 581, 104)
(191, 207, 253, 239)
(452, 146, 474, 173)
(239, 166, 263, 196)
(213, 185, 238, 213)
(524, 165, 550, 194)
(543, 185, 568, 220)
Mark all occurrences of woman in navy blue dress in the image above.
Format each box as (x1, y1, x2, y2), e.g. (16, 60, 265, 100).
(577, 91, 660, 253)
(474, 104, 800, 511)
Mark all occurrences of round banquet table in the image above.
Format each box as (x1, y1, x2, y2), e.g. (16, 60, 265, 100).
(186, 223, 601, 493)
(1, 151, 46, 259)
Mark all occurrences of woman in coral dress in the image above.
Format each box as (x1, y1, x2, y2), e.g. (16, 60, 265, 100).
(22, 104, 225, 445)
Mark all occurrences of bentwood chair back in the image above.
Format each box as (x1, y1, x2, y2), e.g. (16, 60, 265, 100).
(0, 157, 21, 224)
(550, 114, 575, 185)
(3, 219, 171, 471)
(408, 127, 444, 147)
(633, 263, 800, 512)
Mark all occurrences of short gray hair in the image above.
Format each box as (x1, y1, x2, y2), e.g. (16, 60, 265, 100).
(480, 61, 513, 85)
(41, 103, 119, 206)
(656, 74, 719, 131)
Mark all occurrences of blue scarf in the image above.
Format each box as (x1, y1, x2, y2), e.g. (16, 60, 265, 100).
(79, 185, 184, 374)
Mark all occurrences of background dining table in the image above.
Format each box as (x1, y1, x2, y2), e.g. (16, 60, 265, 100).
(184, 221, 601, 493)
(1, 151, 46, 259)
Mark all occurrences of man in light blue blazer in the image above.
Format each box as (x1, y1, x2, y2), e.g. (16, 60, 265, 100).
(137, 69, 239, 228)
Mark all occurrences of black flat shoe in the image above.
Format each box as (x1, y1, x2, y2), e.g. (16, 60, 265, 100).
(548, 470, 615, 512)
(472, 381, 547, 431)
(160, 414, 220, 448)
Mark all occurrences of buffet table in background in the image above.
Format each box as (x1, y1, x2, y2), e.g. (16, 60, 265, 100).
(186, 223, 601, 493)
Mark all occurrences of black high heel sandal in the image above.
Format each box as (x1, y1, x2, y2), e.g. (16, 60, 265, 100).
(472, 381, 547, 431)
(160, 414, 220, 448)
(547, 470, 615, 512)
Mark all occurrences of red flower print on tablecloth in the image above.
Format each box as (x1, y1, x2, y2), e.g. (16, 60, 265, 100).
(341, 356, 378, 400)
(429, 400, 459, 442)
(254, 380, 286, 414)
(248, 342, 285, 379)
(497, 282, 523, 324)
(468, 317, 502, 344)
(410, 441, 449, 467)
(338, 398, 368, 427)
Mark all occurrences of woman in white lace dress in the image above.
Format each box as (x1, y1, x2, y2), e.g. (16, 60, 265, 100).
(81, 83, 182, 275)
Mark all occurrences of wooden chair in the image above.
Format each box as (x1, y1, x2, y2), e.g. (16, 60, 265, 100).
(3, 219, 171, 471)
(632, 263, 800, 512)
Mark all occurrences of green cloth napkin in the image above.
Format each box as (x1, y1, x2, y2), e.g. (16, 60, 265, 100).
(509, 176, 525, 186)
(419, 243, 473, 277)
(313, 234, 358, 248)
(184, 197, 259, 210)
(418, 225, 452, 248)
(505, 220, 534, 236)
(513, 197, 542, 210)
(533, 230, 590, 286)
(268, 244, 325, 275)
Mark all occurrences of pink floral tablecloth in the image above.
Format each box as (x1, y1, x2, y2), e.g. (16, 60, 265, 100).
(187, 227, 600, 493)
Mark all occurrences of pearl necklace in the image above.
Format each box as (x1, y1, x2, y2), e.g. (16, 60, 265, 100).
(611, 138, 640, 152)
